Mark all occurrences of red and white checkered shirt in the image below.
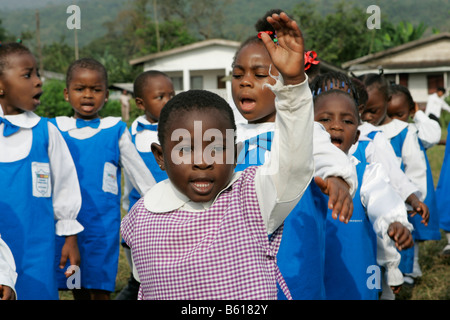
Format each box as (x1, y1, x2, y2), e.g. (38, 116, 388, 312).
(121, 166, 291, 300)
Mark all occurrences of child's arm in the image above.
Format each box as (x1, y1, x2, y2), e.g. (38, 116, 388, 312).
(119, 130, 156, 196)
(255, 12, 314, 234)
(413, 106, 441, 149)
(0, 236, 17, 300)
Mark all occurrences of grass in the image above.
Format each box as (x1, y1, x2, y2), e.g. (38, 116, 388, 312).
(60, 128, 450, 301)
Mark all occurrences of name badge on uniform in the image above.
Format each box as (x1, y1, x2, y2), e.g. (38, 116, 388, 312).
(32, 162, 51, 197)
(103, 162, 118, 195)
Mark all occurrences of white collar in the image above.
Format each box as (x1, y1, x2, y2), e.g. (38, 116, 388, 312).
(378, 118, 413, 139)
(54, 116, 121, 131)
(0, 110, 41, 128)
(131, 116, 157, 135)
(143, 171, 242, 213)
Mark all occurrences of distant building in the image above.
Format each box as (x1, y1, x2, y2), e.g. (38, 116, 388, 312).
(129, 39, 241, 102)
(342, 32, 450, 107)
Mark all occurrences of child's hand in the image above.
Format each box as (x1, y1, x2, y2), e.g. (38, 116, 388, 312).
(407, 196, 430, 226)
(314, 176, 353, 223)
(261, 12, 306, 86)
(388, 222, 414, 251)
(391, 284, 402, 294)
(60, 235, 81, 277)
(0, 285, 16, 300)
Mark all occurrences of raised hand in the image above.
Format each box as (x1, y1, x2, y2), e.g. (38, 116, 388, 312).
(260, 12, 306, 85)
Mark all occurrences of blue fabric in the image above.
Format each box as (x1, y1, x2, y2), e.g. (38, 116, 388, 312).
(0, 118, 58, 299)
(0, 116, 20, 137)
(324, 140, 379, 300)
(52, 118, 127, 292)
(128, 124, 168, 210)
(436, 123, 450, 232)
(76, 118, 101, 129)
(235, 130, 327, 300)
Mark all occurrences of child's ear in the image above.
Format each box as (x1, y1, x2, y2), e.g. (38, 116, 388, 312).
(151, 142, 165, 171)
(64, 88, 69, 101)
(135, 97, 145, 111)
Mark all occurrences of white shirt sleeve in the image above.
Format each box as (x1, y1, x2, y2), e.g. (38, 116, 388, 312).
(313, 122, 358, 197)
(402, 124, 428, 201)
(0, 236, 17, 296)
(255, 75, 315, 234)
(360, 162, 413, 286)
(47, 122, 84, 236)
(367, 131, 420, 202)
(413, 110, 441, 149)
(119, 129, 156, 197)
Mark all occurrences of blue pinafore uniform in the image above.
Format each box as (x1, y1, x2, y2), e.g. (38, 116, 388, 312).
(324, 139, 379, 300)
(128, 122, 167, 210)
(0, 118, 58, 299)
(389, 126, 440, 273)
(52, 118, 127, 292)
(235, 131, 328, 300)
(436, 123, 450, 232)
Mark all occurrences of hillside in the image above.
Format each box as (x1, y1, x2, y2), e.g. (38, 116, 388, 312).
(1, 0, 449, 48)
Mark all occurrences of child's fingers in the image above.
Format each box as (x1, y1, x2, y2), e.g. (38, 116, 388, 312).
(313, 176, 327, 193)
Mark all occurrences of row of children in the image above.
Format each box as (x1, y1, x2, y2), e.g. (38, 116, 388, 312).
(0, 10, 448, 300)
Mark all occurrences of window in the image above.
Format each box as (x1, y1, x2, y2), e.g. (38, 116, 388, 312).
(399, 73, 409, 87)
(190, 76, 203, 90)
(171, 77, 183, 91)
(427, 74, 444, 94)
(217, 75, 226, 89)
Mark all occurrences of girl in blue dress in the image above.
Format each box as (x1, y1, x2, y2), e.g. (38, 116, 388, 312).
(311, 74, 413, 299)
(231, 27, 357, 298)
(0, 43, 83, 300)
(51, 58, 155, 300)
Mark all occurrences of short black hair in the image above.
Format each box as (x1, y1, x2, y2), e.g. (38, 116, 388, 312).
(0, 42, 32, 76)
(437, 87, 446, 94)
(358, 73, 390, 101)
(133, 70, 172, 99)
(157, 90, 236, 148)
(389, 84, 415, 110)
(66, 58, 108, 88)
(310, 71, 361, 123)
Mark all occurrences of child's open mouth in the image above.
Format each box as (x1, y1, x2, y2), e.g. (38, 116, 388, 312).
(80, 101, 95, 112)
(240, 98, 256, 112)
(32, 92, 43, 106)
(330, 136, 343, 148)
(190, 180, 213, 195)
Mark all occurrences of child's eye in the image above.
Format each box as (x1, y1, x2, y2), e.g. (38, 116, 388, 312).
(232, 73, 243, 79)
(255, 74, 268, 78)
(318, 118, 330, 123)
(344, 119, 354, 125)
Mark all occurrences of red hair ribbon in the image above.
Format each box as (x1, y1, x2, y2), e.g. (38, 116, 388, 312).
(257, 31, 274, 39)
(304, 51, 319, 71)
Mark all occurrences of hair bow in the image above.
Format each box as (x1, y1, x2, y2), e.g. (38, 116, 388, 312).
(304, 51, 320, 71)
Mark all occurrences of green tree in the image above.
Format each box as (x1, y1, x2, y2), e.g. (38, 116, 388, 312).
(35, 79, 73, 118)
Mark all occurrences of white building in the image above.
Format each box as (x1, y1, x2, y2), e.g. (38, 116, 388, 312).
(129, 38, 241, 102)
(342, 32, 450, 107)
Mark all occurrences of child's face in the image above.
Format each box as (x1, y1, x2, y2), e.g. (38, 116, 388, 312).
(314, 93, 360, 154)
(387, 93, 411, 122)
(232, 42, 278, 124)
(361, 86, 389, 126)
(64, 68, 108, 119)
(136, 75, 175, 123)
(152, 109, 237, 203)
(0, 53, 43, 115)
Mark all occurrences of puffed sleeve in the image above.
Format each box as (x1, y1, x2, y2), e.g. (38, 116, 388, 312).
(47, 122, 84, 236)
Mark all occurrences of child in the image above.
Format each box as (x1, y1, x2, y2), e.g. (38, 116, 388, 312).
(311, 73, 413, 299)
(51, 58, 156, 300)
(388, 84, 442, 277)
(360, 73, 430, 284)
(121, 12, 315, 300)
(388, 84, 441, 149)
(0, 42, 83, 300)
(231, 10, 356, 300)
(118, 70, 174, 300)
(0, 235, 17, 300)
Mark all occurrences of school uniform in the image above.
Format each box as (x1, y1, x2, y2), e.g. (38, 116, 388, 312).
(123, 116, 168, 212)
(235, 121, 357, 300)
(0, 111, 82, 300)
(436, 123, 450, 233)
(378, 119, 439, 273)
(121, 76, 315, 300)
(51, 116, 155, 292)
(325, 137, 412, 300)
(413, 110, 442, 149)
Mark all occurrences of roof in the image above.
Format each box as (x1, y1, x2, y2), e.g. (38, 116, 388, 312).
(129, 39, 241, 66)
(342, 32, 450, 70)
